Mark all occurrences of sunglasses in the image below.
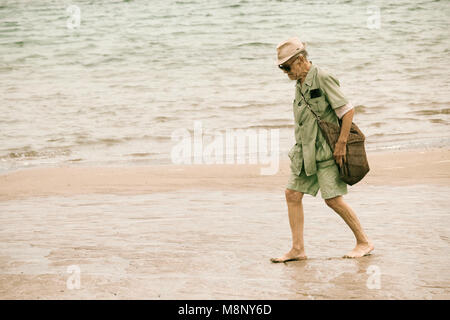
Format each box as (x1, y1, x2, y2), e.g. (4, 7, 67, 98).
(278, 63, 292, 72)
(278, 56, 300, 72)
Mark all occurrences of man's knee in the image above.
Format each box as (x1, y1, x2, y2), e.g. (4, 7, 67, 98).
(324, 196, 342, 208)
(285, 189, 303, 203)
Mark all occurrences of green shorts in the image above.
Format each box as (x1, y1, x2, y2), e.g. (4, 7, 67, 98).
(286, 159, 348, 199)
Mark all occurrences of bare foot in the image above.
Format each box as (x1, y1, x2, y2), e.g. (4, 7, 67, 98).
(343, 242, 374, 258)
(270, 248, 307, 263)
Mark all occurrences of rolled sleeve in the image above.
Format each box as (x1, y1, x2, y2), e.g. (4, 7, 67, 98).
(318, 71, 349, 110)
(334, 102, 354, 119)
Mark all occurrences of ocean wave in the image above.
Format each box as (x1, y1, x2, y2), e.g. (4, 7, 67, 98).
(429, 119, 447, 124)
(235, 42, 273, 48)
(243, 124, 294, 130)
(413, 108, 450, 116)
(75, 137, 126, 146)
(154, 116, 178, 122)
(353, 61, 373, 70)
(73, 134, 172, 147)
(6, 40, 25, 47)
(222, 4, 242, 9)
(368, 132, 417, 138)
(141, 135, 171, 142)
(128, 152, 161, 157)
(385, 117, 420, 121)
(354, 105, 369, 113)
(220, 102, 279, 110)
(82, 56, 125, 67)
(407, 5, 426, 11)
(1, 148, 71, 160)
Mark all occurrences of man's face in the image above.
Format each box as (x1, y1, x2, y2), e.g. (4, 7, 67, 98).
(280, 55, 305, 81)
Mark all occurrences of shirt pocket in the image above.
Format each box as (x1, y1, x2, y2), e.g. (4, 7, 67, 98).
(309, 95, 328, 114)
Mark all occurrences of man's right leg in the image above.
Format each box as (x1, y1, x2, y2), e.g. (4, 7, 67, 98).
(270, 189, 307, 263)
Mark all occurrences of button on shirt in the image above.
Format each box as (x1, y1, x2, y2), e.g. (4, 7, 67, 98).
(289, 63, 350, 176)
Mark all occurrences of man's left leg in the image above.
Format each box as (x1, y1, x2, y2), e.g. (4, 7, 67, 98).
(325, 196, 374, 258)
(317, 163, 373, 258)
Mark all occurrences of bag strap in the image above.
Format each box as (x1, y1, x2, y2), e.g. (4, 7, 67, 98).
(299, 89, 343, 126)
(299, 90, 321, 121)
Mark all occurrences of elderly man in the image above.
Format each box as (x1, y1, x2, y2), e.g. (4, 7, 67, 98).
(271, 37, 374, 262)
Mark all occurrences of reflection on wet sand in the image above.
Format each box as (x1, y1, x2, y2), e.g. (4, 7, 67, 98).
(0, 184, 448, 299)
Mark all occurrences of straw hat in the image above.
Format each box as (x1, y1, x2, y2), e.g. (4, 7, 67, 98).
(276, 37, 306, 65)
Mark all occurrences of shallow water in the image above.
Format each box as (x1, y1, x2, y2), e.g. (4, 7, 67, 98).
(0, 0, 449, 173)
(0, 184, 448, 299)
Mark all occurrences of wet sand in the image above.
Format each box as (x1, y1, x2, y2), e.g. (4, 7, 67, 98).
(0, 148, 449, 299)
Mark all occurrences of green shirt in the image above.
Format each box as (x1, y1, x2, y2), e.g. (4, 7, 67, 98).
(289, 63, 349, 176)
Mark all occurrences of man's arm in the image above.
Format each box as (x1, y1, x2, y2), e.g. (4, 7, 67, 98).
(317, 69, 353, 166)
(333, 108, 354, 166)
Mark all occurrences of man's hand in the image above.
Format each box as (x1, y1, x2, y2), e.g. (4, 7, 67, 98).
(333, 140, 347, 167)
(334, 108, 353, 167)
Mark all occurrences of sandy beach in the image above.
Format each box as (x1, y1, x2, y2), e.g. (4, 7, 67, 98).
(0, 148, 449, 299)
(2, 0, 450, 302)
(1, 148, 450, 201)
